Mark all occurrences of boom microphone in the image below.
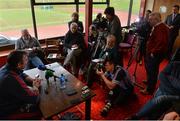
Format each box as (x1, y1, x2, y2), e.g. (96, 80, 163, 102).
(38, 65, 55, 72)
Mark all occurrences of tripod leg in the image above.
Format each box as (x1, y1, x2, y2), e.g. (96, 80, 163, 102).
(133, 61, 144, 89)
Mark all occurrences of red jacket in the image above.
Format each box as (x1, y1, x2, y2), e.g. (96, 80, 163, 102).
(147, 22, 169, 55)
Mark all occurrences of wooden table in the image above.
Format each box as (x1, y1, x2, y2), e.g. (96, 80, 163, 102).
(24, 62, 95, 119)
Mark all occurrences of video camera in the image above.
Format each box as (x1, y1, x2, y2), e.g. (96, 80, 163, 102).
(95, 63, 104, 71)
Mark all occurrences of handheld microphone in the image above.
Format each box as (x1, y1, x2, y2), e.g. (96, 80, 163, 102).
(38, 65, 55, 72)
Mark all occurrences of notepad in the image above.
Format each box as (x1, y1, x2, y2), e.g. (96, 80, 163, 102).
(47, 53, 57, 59)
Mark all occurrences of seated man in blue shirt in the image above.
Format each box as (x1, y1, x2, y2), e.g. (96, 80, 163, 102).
(96, 58, 134, 117)
(0, 50, 41, 119)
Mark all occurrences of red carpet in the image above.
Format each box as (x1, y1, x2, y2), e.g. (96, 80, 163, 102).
(52, 53, 169, 120)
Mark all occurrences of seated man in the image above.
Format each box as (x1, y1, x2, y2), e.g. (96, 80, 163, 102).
(0, 50, 41, 119)
(96, 58, 134, 117)
(16, 29, 44, 70)
(63, 22, 85, 76)
(86, 34, 121, 87)
(129, 55, 180, 120)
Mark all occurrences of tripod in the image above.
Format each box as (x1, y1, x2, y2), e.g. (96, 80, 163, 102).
(126, 35, 144, 89)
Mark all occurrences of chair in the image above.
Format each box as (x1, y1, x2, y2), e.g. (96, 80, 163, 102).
(119, 32, 137, 56)
(44, 39, 64, 63)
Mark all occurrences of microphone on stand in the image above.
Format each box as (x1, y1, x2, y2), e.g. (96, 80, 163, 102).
(38, 65, 55, 72)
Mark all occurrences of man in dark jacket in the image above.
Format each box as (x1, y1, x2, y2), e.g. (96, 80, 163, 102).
(63, 22, 85, 76)
(165, 5, 180, 58)
(0, 50, 41, 118)
(141, 12, 169, 95)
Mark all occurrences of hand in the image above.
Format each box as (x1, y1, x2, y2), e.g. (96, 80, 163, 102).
(33, 78, 41, 89)
(96, 69, 104, 76)
(150, 53, 154, 58)
(32, 47, 37, 50)
(72, 44, 78, 48)
(32, 86, 39, 95)
(163, 111, 180, 120)
(169, 25, 174, 29)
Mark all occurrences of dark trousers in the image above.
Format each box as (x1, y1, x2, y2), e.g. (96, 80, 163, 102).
(86, 62, 97, 87)
(167, 33, 178, 58)
(145, 53, 165, 93)
(107, 86, 133, 105)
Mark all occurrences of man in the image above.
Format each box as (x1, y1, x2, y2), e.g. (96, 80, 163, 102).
(16, 29, 44, 70)
(0, 50, 41, 119)
(96, 58, 134, 117)
(104, 7, 122, 47)
(68, 12, 84, 33)
(136, 10, 152, 64)
(141, 12, 169, 95)
(63, 22, 85, 76)
(165, 5, 180, 58)
(128, 53, 180, 120)
(86, 35, 121, 87)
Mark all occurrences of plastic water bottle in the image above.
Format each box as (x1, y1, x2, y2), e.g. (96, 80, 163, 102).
(59, 74, 66, 89)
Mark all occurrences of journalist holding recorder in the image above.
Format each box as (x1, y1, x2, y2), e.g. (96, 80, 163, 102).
(0, 50, 41, 119)
(96, 58, 134, 117)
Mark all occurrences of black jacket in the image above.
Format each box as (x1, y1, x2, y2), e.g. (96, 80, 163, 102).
(165, 13, 180, 37)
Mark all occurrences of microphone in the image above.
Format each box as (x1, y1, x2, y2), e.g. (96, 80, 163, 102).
(45, 70, 59, 80)
(38, 65, 55, 72)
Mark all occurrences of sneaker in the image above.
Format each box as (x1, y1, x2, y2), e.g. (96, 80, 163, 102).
(100, 102, 111, 117)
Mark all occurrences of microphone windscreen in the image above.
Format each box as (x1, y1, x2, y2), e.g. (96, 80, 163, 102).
(45, 70, 54, 77)
(38, 65, 46, 71)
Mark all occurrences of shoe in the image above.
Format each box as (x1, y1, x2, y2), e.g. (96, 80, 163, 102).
(100, 102, 111, 117)
(140, 89, 151, 95)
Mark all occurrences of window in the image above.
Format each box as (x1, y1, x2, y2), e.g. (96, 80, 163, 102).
(35, 5, 76, 39)
(131, 0, 141, 24)
(110, 0, 130, 26)
(0, 0, 34, 46)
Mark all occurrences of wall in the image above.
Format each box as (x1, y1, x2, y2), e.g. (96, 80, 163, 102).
(147, 0, 180, 50)
(145, 0, 154, 11)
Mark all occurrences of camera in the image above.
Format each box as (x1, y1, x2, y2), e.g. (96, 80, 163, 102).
(95, 63, 104, 71)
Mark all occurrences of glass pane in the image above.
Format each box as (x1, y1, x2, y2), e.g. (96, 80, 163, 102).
(0, 0, 34, 46)
(131, 0, 141, 24)
(35, 5, 76, 39)
(110, 0, 130, 26)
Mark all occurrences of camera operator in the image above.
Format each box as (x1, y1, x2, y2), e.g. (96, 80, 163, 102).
(96, 58, 134, 117)
(91, 19, 108, 59)
(104, 7, 122, 48)
(135, 10, 152, 63)
(86, 35, 120, 87)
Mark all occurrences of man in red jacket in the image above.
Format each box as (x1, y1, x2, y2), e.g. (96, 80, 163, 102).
(141, 12, 169, 95)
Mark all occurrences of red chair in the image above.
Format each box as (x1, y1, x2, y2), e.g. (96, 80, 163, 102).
(119, 33, 137, 56)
